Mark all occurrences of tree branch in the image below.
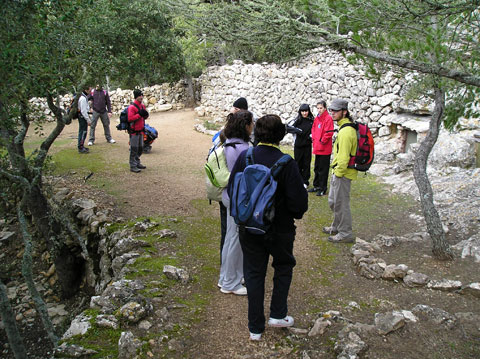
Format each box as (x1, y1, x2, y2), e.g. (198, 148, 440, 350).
(17, 197, 59, 346)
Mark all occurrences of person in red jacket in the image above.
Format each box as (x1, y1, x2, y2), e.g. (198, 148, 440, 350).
(128, 89, 149, 173)
(309, 100, 334, 196)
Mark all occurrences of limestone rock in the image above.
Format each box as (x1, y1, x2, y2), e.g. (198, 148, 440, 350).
(374, 312, 406, 335)
(427, 279, 462, 292)
(118, 331, 142, 359)
(382, 264, 409, 280)
(96, 314, 119, 329)
(335, 327, 368, 359)
(308, 318, 331, 337)
(452, 234, 480, 262)
(412, 304, 456, 328)
(119, 301, 148, 323)
(62, 313, 92, 339)
(403, 272, 429, 287)
(55, 343, 98, 357)
(163, 265, 190, 283)
(460, 283, 480, 298)
(113, 237, 150, 257)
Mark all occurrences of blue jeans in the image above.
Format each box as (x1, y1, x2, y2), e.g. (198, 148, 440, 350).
(78, 116, 88, 149)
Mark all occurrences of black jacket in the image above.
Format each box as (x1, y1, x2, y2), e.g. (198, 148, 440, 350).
(227, 145, 308, 233)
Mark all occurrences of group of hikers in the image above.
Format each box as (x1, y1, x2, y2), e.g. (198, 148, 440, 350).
(74, 90, 360, 341)
(74, 86, 149, 173)
(212, 97, 359, 341)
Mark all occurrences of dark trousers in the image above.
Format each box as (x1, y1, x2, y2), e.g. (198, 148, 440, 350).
(219, 201, 227, 264)
(239, 228, 296, 334)
(77, 116, 88, 149)
(129, 133, 144, 169)
(294, 146, 312, 185)
(312, 154, 331, 192)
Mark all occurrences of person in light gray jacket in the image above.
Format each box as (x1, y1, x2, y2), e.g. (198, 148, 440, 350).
(77, 86, 92, 154)
(218, 110, 254, 296)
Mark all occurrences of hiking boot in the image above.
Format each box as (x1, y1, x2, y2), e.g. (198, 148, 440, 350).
(87, 141, 93, 146)
(220, 286, 247, 296)
(130, 167, 141, 173)
(307, 187, 319, 193)
(249, 332, 262, 341)
(328, 234, 355, 243)
(137, 164, 146, 169)
(268, 315, 294, 328)
(316, 190, 327, 196)
(108, 139, 116, 144)
(78, 147, 89, 154)
(322, 226, 338, 235)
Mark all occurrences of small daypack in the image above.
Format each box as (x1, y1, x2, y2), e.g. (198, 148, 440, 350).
(339, 121, 375, 172)
(66, 96, 80, 119)
(229, 147, 292, 235)
(205, 141, 240, 202)
(116, 103, 140, 133)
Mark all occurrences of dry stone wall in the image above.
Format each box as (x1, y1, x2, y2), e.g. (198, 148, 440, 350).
(196, 46, 433, 137)
(29, 80, 192, 120)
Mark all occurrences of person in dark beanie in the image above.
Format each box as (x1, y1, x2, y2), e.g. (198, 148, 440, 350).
(127, 89, 149, 173)
(228, 114, 308, 341)
(288, 104, 314, 188)
(231, 97, 248, 112)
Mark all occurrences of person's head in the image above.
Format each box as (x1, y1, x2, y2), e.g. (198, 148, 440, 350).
(328, 99, 350, 122)
(96, 84, 102, 90)
(224, 110, 253, 141)
(83, 86, 92, 94)
(231, 97, 248, 113)
(298, 103, 312, 119)
(133, 89, 143, 102)
(255, 115, 286, 145)
(316, 100, 327, 115)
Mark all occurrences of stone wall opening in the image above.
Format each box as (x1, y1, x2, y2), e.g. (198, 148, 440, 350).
(405, 129, 418, 153)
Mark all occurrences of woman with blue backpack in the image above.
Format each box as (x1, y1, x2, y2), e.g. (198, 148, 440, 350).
(228, 115, 308, 341)
(217, 110, 254, 296)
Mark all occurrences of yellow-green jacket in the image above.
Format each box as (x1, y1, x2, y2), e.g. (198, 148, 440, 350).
(331, 118, 358, 180)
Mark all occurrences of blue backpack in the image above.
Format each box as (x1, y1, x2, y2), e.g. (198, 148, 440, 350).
(229, 147, 292, 235)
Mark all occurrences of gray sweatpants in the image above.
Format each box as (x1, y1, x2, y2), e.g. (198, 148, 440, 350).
(89, 111, 112, 143)
(327, 174, 353, 239)
(129, 133, 144, 169)
(218, 197, 244, 291)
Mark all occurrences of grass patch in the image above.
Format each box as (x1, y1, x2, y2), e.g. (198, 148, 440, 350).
(49, 148, 108, 174)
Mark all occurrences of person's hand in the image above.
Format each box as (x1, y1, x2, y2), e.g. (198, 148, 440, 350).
(108, 112, 112, 118)
(139, 109, 149, 119)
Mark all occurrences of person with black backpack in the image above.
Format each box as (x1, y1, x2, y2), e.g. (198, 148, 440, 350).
(323, 99, 358, 243)
(228, 115, 308, 341)
(128, 89, 149, 173)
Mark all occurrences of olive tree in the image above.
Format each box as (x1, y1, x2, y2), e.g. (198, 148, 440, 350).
(0, 0, 185, 355)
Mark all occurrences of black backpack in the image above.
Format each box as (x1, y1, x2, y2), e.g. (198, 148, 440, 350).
(116, 103, 140, 133)
(66, 95, 80, 119)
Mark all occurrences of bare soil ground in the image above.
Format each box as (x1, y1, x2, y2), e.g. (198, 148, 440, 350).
(1, 109, 479, 358)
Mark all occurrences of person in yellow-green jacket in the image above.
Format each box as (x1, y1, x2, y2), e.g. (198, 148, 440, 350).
(323, 99, 357, 243)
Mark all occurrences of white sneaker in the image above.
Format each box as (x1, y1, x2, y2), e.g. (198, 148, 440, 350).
(249, 332, 261, 341)
(220, 286, 247, 296)
(268, 315, 294, 327)
(87, 141, 93, 146)
(108, 139, 116, 144)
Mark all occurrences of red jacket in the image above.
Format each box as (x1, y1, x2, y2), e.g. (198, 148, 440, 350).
(311, 111, 334, 155)
(127, 100, 146, 133)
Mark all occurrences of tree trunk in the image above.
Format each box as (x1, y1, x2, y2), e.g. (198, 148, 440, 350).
(413, 86, 454, 260)
(0, 280, 27, 359)
(184, 75, 197, 108)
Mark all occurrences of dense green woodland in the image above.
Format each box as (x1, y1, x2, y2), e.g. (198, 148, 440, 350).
(0, 0, 479, 356)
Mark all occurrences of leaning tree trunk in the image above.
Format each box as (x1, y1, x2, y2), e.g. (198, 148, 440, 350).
(413, 86, 453, 260)
(0, 280, 27, 358)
